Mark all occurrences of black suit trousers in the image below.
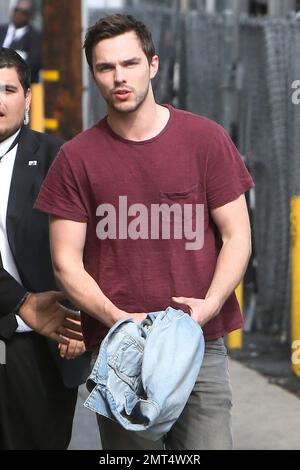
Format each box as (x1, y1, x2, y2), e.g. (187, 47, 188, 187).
(0, 332, 77, 450)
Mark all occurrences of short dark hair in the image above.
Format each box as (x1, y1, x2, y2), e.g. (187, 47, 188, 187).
(83, 14, 156, 70)
(0, 48, 31, 94)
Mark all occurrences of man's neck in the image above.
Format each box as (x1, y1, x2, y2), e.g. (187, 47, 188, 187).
(107, 92, 170, 142)
(11, 22, 28, 30)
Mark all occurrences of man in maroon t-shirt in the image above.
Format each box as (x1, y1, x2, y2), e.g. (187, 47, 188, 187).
(35, 14, 254, 450)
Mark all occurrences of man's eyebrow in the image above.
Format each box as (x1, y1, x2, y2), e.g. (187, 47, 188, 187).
(95, 57, 142, 68)
(0, 84, 18, 91)
(95, 61, 114, 68)
(123, 57, 141, 64)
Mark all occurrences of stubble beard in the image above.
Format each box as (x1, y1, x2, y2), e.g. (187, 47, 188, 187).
(107, 85, 150, 114)
(0, 121, 21, 142)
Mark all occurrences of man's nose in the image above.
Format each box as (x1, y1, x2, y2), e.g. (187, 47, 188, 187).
(0, 94, 6, 106)
(0, 85, 6, 103)
(114, 66, 126, 84)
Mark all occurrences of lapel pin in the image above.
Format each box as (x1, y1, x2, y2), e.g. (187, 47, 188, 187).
(28, 161, 38, 166)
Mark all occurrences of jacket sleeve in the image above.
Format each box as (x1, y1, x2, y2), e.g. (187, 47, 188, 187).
(0, 252, 27, 318)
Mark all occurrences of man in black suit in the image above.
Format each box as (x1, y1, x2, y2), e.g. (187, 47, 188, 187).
(0, 1, 41, 83)
(0, 48, 85, 449)
(0, 252, 84, 342)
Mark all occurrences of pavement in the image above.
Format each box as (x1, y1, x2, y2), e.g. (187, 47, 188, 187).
(231, 359, 300, 450)
(68, 385, 100, 450)
(68, 357, 300, 450)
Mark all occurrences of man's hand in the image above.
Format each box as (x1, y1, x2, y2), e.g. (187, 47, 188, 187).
(19, 291, 83, 344)
(58, 316, 86, 358)
(128, 312, 147, 324)
(105, 301, 147, 326)
(172, 296, 221, 327)
(59, 338, 86, 359)
(111, 307, 147, 325)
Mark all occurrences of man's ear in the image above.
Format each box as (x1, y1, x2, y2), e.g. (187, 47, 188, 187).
(150, 55, 159, 80)
(25, 88, 31, 111)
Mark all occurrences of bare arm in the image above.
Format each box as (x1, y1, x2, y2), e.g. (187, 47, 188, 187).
(173, 194, 252, 326)
(49, 216, 145, 327)
(205, 194, 251, 307)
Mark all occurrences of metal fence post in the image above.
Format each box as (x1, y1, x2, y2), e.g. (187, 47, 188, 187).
(227, 282, 243, 349)
(291, 196, 300, 376)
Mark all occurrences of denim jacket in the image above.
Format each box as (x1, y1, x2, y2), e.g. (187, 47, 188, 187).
(84, 307, 204, 441)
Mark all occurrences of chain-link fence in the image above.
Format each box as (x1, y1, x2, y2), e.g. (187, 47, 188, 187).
(179, 12, 229, 124)
(180, 11, 300, 339)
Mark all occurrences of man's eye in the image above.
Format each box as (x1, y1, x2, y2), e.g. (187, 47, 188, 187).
(99, 66, 113, 72)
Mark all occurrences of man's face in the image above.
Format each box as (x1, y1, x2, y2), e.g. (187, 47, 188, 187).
(0, 67, 31, 142)
(92, 31, 158, 114)
(11, 1, 32, 29)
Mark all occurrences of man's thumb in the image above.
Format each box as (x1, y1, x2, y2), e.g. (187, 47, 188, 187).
(172, 296, 190, 305)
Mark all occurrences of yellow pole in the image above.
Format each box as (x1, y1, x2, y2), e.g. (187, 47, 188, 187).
(41, 70, 60, 133)
(29, 82, 45, 133)
(291, 196, 300, 376)
(227, 282, 243, 349)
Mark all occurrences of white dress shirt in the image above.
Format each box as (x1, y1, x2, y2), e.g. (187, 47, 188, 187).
(0, 129, 32, 332)
(2, 24, 29, 61)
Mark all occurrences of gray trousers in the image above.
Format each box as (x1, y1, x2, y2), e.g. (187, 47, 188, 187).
(92, 337, 233, 450)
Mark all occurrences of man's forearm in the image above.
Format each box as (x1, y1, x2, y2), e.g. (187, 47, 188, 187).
(205, 235, 251, 313)
(53, 264, 127, 327)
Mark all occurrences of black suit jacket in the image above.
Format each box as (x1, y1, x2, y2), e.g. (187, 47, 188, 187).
(0, 253, 23, 338)
(0, 126, 63, 340)
(0, 126, 91, 387)
(0, 252, 26, 318)
(0, 24, 42, 82)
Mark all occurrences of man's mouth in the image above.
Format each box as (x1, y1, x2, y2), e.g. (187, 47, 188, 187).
(114, 89, 132, 100)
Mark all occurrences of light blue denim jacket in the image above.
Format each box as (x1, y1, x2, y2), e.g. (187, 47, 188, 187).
(84, 307, 205, 441)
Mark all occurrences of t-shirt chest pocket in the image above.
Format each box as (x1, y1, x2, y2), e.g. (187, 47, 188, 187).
(159, 184, 208, 232)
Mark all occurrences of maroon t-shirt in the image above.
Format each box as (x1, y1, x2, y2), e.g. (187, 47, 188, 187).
(35, 105, 254, 350)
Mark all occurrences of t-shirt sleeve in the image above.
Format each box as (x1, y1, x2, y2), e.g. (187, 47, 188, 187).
(34, 148, 89, 222)
(205, 124, 255, 210)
